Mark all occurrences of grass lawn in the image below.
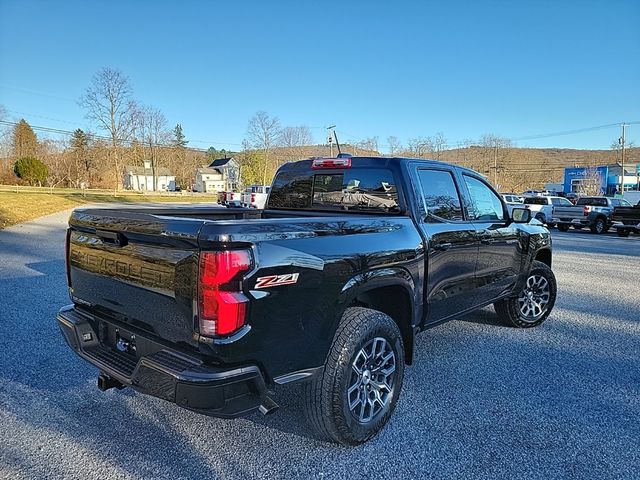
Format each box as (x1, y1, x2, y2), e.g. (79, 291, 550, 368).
(0, 191, 215, 229)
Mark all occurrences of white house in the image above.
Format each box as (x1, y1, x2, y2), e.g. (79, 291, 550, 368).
(124, 166, 176, 191)
(194, 167, 226, 193)
(194, 157, 240, 193)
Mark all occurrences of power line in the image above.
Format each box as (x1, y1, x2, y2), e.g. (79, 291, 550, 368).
(0, 119, 240, 152)
(345, 122, 640, 151)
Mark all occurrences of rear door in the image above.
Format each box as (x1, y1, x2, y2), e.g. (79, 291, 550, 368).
(413, 167, 480, 323)
(459, 174, 521, 302)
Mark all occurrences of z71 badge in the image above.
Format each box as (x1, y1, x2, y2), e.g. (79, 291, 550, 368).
(255, 273, 300, 289)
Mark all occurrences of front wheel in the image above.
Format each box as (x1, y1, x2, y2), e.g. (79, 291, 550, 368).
(557, 224, 570, 232)
(494, 261, 557, 328)
(304, 307, 405, 445)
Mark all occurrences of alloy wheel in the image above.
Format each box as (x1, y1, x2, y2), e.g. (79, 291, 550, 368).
(517, 274, 551, 321)
(347, 337, 396, 423)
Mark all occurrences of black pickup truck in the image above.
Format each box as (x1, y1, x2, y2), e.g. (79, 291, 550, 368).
(57, 156, 556, 445)
(611, 200, 640, 236)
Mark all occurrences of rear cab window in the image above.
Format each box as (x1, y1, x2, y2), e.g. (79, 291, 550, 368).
(268, 166, 401, 213)
(576, 197, 607, 207)
(524, 197, 549, 205)
(551, 197, 573, 206)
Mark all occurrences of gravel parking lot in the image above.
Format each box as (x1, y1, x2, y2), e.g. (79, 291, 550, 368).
(1, 210, 639, 480)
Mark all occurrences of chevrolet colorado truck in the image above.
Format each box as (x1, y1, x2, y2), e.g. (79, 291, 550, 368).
(553, 196, 632, 233)
(57, 156, 556, 445)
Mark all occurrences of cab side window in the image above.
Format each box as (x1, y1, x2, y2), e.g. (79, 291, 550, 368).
(416, 169, 464, 222)
(463, 175, 505, 221)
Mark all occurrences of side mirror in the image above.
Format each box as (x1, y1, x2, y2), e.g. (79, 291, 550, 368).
(511, 208, 531, 223)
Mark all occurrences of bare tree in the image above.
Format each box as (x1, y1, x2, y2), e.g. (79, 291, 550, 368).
(281, 126, 313, 148)
(246, 111, 282, 185)
(135, 105, 170, 191)
(357, 136, 379, 153)
(407, 137, 434, 158)
(79, 68, 136, 189)
(387, 136, 402, 155)
(433, 132, 447, 160)
(576, 166, 604, 196)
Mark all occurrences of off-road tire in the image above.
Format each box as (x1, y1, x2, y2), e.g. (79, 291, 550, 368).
(590, 216, 607, 234)
(304, 307, 405, 445)
(494, 261, 557, 328)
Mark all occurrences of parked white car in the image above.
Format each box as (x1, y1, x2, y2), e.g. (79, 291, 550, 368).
(523, 196, 573, 227)
(241, 185, 271, 209)
(501, 194, 524, 215)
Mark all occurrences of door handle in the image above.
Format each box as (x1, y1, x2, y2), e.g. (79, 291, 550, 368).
(433, 242, 452, 251)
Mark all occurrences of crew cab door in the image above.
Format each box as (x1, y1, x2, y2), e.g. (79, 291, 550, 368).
(459, 174, 521, 302)
(413, 167, 480, 323)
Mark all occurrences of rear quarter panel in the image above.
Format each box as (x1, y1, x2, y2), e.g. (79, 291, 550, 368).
(197, 216, 424, 381)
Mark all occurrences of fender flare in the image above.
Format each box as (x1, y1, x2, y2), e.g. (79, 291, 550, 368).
(334, 267, 418, 364)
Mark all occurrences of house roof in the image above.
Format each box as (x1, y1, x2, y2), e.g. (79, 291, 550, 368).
(125, 165, 173, 176)
(196, 167, 222, 174)
(208, 157, 236, 168)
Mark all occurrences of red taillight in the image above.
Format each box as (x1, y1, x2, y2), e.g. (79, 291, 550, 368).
(311, 157, 352, 169)
(251, 193, 256, 203)
(583, 206, 591, 216)
(198, 250, 251, 336)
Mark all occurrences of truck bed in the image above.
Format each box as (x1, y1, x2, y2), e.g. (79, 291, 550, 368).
(66, 204, 417, 368)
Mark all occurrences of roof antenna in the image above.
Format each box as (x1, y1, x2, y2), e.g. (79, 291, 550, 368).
(333, 129, 343, 156)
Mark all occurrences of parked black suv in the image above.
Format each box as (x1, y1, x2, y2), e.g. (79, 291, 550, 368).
(57, 156, 556, 445)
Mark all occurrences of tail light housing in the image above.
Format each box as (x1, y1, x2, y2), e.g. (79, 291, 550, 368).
(198, 250, 252, 336)
(583, 206, 591, 216)
(312, 157, 352, 169)
(250, 193, 256, 203)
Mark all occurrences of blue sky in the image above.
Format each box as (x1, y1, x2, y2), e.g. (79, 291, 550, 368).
(0, 0, 638, 152)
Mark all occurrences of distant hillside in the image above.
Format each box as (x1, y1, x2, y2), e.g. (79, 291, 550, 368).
(267, 145, 639, 192)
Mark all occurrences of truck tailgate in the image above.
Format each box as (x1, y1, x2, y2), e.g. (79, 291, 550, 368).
(67, 207, 205, 347)
(553, 205, 584, 220)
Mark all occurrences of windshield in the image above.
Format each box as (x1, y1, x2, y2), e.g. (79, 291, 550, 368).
(268, 168, 400, 213)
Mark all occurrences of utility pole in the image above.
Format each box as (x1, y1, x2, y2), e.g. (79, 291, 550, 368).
(493, 142, 498, 187)
(619, 123, 627, 195)
(327, 125, 336, 157)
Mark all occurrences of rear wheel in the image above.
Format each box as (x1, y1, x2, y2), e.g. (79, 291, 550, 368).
(617, 229, 630, 237)
(557, 224, 570, 232)
(494, 261, 557, 328)
(590, 217, 606, 234)
(304, 307, 405, 445)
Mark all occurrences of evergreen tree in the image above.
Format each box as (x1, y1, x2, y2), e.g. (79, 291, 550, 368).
(173, 123, 188, 148)
(14, 157, 48, 186)
(12, 119, 38, 158)
(70, 129, 93, 178)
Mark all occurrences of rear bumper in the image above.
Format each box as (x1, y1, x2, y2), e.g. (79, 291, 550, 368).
(552, 218, 589, 226)
(56, 305, 277, 418)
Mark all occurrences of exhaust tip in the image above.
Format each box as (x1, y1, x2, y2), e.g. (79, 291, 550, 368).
(258, 396, 279, 416)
